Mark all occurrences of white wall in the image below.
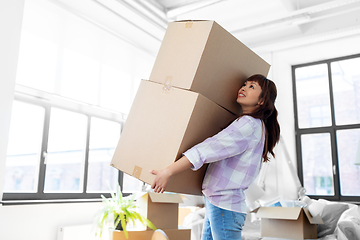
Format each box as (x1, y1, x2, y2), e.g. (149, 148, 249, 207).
(2, 2, 360, 239)
(0, 0, 24, 201)
(0, 202, 103, 240)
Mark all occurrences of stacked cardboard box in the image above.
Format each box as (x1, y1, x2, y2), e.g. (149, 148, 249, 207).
(138, 192, 183, 230)
(111, 193, 190, 240)
(110, 20, 270, 195)
(149, 20, 270, 115)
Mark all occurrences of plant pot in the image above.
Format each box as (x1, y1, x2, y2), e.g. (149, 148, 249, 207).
(114, 215, 127, 231)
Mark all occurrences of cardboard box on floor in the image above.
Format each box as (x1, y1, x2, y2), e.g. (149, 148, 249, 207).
(137, 192, 183, 230)
(179, 207, 197, 226)
(150, 20, 270, 115)
(255, 207, 324, 240)
(110, 80, 236, 195)
(111, 229, 190, 240)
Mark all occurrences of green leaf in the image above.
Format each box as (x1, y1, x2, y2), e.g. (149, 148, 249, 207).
(145, 218, 157, 230)
(119, 213, 128, 238)
(114, 213, 121, 229)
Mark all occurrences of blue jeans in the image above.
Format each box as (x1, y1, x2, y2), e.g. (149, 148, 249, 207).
(202, 197, 246, 240)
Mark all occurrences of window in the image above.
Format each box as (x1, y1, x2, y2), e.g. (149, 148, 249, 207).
(3, 98, 146, 201)
(3, 0, 153, 202)
(292, 53, 360, 201)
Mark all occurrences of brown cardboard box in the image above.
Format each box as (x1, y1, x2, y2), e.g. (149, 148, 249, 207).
(137, 192, 183, 230)
(150, 20, 270, 115)
(179, 207, 195, 226)
(110, 80, 236, 195)
(111, 229, 190, 240)
(256, 207, 324, 240)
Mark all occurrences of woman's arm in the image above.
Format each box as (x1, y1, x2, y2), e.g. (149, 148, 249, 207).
(184, 116, 257, 170)
(150, 155, 193, 193)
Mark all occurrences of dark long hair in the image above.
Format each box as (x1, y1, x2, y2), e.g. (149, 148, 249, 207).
(240, 74, 280, 162)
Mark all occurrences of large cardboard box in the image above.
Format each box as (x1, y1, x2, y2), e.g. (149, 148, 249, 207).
(111, 80, 236, 195)
(111, 229, 190, 240)
(256, 207, 324, 240)
(149, 20, 270, 115)
(137, 192, 183, 230)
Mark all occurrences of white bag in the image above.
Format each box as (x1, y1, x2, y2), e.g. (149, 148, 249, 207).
(335, 204, 360, 240)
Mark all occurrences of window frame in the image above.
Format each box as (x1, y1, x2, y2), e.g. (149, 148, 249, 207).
(2, 89, 130, 203)
(292, 53, 360, 202)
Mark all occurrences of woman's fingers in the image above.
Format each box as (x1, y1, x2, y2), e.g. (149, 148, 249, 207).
(153, 184, 163, 193)
(150, 169, 163, 192)
(150, 170, 158, 190)
(158, 187, 164, 193)
(149, 169, 158, 175)
(155, 186, 163, 193)
(150, 169, 170, 193)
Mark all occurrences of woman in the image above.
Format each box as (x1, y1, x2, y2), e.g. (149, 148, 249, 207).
(150, 74, 280, 240)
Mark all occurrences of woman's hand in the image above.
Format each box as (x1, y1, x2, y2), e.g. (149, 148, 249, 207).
(150, 168, 172, 193)
(150, 156, 193, 193)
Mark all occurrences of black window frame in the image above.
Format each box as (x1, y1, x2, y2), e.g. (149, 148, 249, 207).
(1, 94, 133, 204)
(292, 53, 360, 202)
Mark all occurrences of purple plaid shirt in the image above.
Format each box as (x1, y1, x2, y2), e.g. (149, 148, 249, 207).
(184, 115, 265, 213)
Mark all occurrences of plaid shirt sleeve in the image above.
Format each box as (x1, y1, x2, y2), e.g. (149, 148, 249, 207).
(184, 116, 259, 171)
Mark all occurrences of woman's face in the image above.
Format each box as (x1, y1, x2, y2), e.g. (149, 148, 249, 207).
(236, 81, 263, 114)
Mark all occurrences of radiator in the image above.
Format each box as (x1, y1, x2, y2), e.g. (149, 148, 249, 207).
(57, 224, 99, 240)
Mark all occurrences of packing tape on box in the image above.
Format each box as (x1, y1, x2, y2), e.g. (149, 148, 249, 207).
(132, 165, 142, 178)
(163, 76, 172, 92)
(185, 21, 193, 28)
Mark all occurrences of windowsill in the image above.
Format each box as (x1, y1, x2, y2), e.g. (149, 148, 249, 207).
(0, 198, 103, 206)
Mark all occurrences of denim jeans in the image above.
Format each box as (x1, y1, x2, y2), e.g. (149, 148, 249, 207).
(202, 197, 246, 240)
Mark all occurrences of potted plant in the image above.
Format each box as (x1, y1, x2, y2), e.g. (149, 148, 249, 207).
(95, 183, 156, 239)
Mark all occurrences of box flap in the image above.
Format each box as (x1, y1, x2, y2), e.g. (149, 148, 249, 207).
(250, 207, 260, 213)
(148, 192, 183, 203)
(303, 207, 324, 224)
(256, 207, 302, 220)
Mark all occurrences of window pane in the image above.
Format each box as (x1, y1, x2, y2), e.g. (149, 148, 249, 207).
(295, 64, 332, 128)
(336, 129, 360, 196)
(87, 117, 120, 192)
(331, 57, 360, 125)
(4, 101, 45, 192)
(44, 108, 87, 192)
(301, 133, 334, 195)
(123, 173, 144, 193)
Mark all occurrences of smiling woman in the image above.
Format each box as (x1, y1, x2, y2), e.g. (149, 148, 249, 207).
(236, 80, 264, 114)
(150, 74, 280, 240)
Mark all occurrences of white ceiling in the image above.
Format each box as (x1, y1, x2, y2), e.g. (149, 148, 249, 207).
(52, 0, 360, 55)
